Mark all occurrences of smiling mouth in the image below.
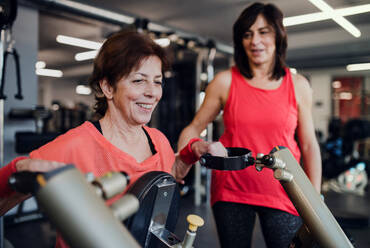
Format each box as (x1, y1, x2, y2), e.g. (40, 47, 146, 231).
(137, 103, 153, 110)
(251, 49, 264, 53)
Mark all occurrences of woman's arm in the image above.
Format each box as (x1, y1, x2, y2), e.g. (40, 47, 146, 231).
(178, 70, 231, 149)
(174, 70, 230, 182)
(171, 140, 227, 182)
(294, 74, 322, 193)
(0, 158, 65, 215)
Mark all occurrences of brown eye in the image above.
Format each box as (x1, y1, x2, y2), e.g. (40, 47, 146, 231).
(132, 79, 144, 84)
(243, 32, 252, 39)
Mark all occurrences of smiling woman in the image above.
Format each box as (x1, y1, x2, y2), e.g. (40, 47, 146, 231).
(0, 30, 227, 248)
(178, 2, 322, 248)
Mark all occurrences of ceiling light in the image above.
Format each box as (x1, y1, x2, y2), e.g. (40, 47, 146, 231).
(346, 63, 370, 71)
(36, 68, 63, 78)
(307, 0, 361, 37)
(75, 50, 98, 61)
(35, 61, 46, 69)
(339, 92, 352, 100)
(284, 4, 370, 26)
(56, 35, 103, 50)
(55, 0, 134, 24)
(155, 38, 170, 47)
(332, 81, 342, 88)
(76, 85, 92, 95)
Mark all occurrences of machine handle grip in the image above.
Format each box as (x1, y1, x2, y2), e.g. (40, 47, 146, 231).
(13, 49, 23, 100)
(8, 171, 41, 194)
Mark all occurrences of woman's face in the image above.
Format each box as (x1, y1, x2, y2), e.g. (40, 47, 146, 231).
(112, 55, 163, 126)
(242, 14, 276, 66)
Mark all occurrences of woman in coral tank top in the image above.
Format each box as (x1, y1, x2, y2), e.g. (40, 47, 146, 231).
(0, 30, 225, 248)
(178, 2, 322, 248)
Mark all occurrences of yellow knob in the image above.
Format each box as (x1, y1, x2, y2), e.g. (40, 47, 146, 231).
(187, 214, 204, 232)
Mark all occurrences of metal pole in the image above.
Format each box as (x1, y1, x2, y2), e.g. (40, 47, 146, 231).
(205, 46, 216, 205)
(0, 28, 6, 248)
(273, 149, 353, 248)
(194, 51, 204, 206)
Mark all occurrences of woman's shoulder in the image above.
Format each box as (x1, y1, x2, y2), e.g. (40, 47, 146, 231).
(291, 73, 311, 90)
(290, 72, 313, 104)
(30, 122, 92, 158)
(213, 69, 232, 84)
(207, 69, 232, 93)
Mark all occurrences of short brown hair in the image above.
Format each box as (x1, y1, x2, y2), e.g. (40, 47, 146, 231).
(233, 2, 287, 80)
(89, 30, 170, 116)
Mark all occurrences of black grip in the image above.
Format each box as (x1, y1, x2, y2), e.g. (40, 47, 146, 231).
(8, 171, 41, 194)
(199, 147, 255, 171)
(13, 49, 23, 100)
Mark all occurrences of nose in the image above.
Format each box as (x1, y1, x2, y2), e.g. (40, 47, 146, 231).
(251, 33, 261, 45)
(144, 81, 161, 98)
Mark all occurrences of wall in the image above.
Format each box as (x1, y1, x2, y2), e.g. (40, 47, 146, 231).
(3, 6, 39, 164)
(302, 67, 370, 140)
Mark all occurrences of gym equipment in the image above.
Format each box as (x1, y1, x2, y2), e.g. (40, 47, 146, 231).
(0, 1, 20, 247)
(0, 0, 22, 101)
(9, 165, 141, 248)
(200, 146, 354, 248)
(8, 166, 205, 248)
(0, 0, 17, 30)
(8, 107, 59, 154)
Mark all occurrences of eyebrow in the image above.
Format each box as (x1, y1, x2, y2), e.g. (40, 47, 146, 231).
(134, 72, 162, 78)
(246, 26, 271, 31)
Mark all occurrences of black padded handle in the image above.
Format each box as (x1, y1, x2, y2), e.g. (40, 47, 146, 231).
(199, 147, 255, 171)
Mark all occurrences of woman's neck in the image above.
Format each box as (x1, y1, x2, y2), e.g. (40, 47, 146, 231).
(100, 110, 143, 145)
(247, 61, 283, 89)
(100, 111, 153, 163)
(249, 60, 274, 79)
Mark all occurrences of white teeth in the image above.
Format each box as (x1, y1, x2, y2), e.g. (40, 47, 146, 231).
(137, 103, 152, 109)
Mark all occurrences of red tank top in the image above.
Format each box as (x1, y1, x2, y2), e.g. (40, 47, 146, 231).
(211, 67, 300, 216)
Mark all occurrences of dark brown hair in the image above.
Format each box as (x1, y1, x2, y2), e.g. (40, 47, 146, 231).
(233, 2, 287, 80)
(89, 30, 170, 116)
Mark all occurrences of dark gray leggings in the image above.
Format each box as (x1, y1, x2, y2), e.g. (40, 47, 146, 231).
(212, 201, 302, 248)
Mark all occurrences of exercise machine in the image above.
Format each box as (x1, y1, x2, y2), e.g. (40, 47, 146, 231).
(200, 146, 354, 248)
(8, 165, 204, 248)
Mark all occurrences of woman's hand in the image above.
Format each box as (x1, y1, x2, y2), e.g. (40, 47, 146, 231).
(191, 140, 228, 158)
(16, 159, 65, 172)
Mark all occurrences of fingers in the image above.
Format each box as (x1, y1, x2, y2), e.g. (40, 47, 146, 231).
(208, 141, 228, 157)
(190, 140, 209, 158)
(191, 140, 228, 158)
(16, 159, 66, 172)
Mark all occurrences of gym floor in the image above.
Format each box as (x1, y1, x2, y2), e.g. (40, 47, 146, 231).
(4, 188, 370, 247)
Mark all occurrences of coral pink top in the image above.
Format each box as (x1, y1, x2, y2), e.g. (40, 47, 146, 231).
(30, 121, 175, 248)
(211, 67, 300, 216)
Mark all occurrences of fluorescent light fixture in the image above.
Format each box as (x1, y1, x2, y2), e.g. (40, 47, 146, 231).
(284, 4, 370, 26)
(332, 81, 342, 88)
(76, 85, 92, 95)
(200, 129, 207, 137)
(56, 35, 103, 50)
(75, 50, 99, 61)
(36, 68, 63, 78)
(200, 72, 208, 81)
(154, 38, 170, 47)
(346, 63, 370, 71)
(307, 0, 361, 37)
(55, 0, 134, 24)
(35, 61, 46, 69)
(164, 71, 173, 78)
(339, 92, 352, 100)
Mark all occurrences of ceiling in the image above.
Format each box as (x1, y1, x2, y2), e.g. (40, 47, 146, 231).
(21, 0, 370, 81)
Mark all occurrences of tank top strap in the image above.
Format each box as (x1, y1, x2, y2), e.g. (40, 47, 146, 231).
(283, 68, 298, 107)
